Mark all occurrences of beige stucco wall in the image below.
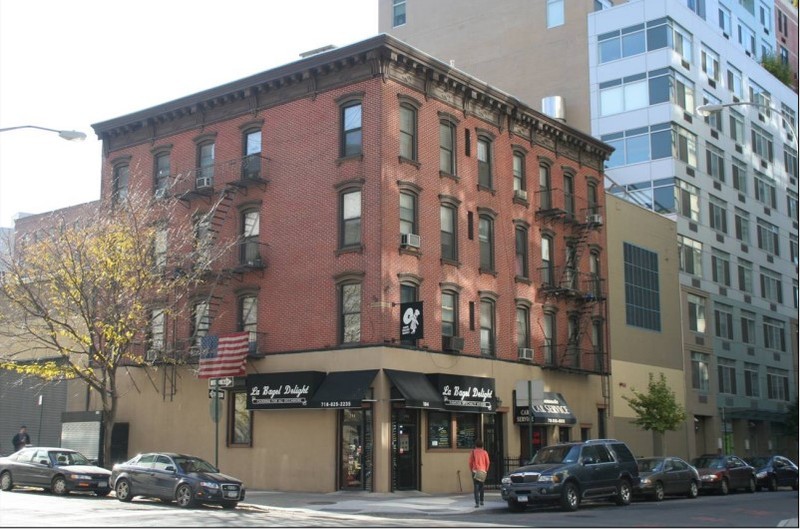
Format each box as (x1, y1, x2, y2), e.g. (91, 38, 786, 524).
(113, 346, 607, 493)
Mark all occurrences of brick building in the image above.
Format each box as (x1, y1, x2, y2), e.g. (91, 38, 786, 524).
(91, 35, 612, 493)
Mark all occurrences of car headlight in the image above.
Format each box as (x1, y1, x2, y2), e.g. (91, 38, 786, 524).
(756, 471, 767, 479)
(640, 478, 651, 485)
(701, 474, 718, 481)
(199, 481, 220, 489)
(537, 474, 561, 483)
(69, 474, 92, 480)
(501, 477, 512, 485)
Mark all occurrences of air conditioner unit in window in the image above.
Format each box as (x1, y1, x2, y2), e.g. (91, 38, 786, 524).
(154, 188, 167, 199)
(518, 347, 534, 361)
(145, 349, 159, 363)
(401, 233, 421, 249)
(586, 214, 603, 226)
(514, 189, 528, 201)
(196, 176, 213, 189)
(443, 335, 464, 352)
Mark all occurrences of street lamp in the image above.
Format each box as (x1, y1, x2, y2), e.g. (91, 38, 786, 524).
(696, 101, 798, 146)
(0, 125, 87, 141)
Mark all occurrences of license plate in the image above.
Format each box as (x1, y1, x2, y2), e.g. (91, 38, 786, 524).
(517, 495, 528, 502)
(99, 482, 108, 488)
(226, 491, 238, 498)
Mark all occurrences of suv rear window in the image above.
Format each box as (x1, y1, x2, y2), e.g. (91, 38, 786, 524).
(609, 443, 635, 463)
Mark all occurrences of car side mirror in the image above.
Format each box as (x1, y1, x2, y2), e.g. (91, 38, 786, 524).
(165, 466, 176, 473)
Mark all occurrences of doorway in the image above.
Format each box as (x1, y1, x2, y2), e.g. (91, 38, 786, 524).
(482, 413, 504, 486)
(339, 408, 373, 490)
(391, 408, 419, 491)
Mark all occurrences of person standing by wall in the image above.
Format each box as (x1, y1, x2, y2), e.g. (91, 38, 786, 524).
(11, 426, 31, 452)
(468, 439, 490, 508)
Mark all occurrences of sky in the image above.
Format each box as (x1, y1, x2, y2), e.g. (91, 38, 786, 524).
(0, 0, 379, 228)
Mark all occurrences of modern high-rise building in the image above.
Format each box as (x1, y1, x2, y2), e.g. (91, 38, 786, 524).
(383, 0, 799, 459)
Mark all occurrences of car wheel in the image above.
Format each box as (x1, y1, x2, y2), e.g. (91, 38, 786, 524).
(768, 475, 778, 492)
(560, 482, 580, 511)
(175, 484, 195, 508)
(653, 481, 665, 502)
(507, 498, 527, 512)
(221, 501, 238, 509)
(115, 479, 133, 502)
(0, 471, 13, 491)
(746, 476, 756, 493)
(720, 478, 729, 495)
(687, 480, 699, 499)
(51, 476, 68, 495)
(615, 479, 632, 506)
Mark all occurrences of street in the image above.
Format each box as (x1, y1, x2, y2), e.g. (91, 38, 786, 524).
(0, 487, 797, 527)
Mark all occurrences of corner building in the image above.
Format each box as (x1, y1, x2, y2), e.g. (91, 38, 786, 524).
(92, 35, 613, 493)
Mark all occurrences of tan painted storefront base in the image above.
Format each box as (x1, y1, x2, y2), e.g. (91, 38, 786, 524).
(113, 346, 607, 493)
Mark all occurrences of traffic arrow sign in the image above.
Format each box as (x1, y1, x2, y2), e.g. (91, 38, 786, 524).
(208, 389, 225, 400)
(209, 377, 234, 388)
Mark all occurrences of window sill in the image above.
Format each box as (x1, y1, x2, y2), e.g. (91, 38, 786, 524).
(512, 196, 529, 207)
(479, 268, 497, 277)
(441, 258, 460, 267)
(336, 245, 364, 256)
(439, 171, 460, 183)
(399, 156, 421, 169)
(477, 184, 496, 195)
(336, 154, 364, 166)
(399, 246, 421, 257)
(514, 276, 532, 285)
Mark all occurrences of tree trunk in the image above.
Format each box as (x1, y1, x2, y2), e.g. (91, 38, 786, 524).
(102, 396, 117, 468)
(652, 431, 665, 457)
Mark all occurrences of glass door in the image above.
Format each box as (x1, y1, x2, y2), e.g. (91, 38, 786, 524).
(391, 408, 419, 491)
(339, 408, 373, 490)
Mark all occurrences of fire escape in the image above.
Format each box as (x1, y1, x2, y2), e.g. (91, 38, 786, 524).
(535, 185, 607, 375)
(151, 153, 271, 398)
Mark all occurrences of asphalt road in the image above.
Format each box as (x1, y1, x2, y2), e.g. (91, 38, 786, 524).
(0, 487, 797, 527)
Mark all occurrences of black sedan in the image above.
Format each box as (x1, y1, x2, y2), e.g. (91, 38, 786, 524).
(110, 452, 245, 508)
(0, 447, 111, 496)
(635, 457, 700, 501)
(745, 455, 799, 491)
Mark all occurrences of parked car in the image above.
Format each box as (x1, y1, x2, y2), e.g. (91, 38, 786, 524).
(744, 455, 799, 491)
(0, 446, 111, 496)
(500, 439, 639, 512)
(634, 456, 700, 501)
(691, 454, 755, 495)
(110, 452, 245, 508)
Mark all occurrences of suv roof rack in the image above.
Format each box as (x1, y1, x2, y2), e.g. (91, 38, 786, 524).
(584, 439, 620, 443)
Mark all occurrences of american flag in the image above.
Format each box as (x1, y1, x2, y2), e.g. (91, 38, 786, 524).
(197, 332, 249, 378)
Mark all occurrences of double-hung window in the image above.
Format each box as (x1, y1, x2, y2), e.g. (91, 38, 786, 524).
(440, 202, 458, 261)
(439, 118, 457, 175)
(516, 305, 530, 351)
(711, 249, 731, 286)
(744, 363, 760, 397)
(701, 46, 720, 84)
(738, 259, 753, 293)
(478, 214, 494, 272)
(677, 179, 700, 221)
(340, 189, 362, 248)
(717, 358, 737, 394)
(515, 224, 528, 279)
(339, 281, 362, 344)
(239, 294, 258, 353)
(240, 210, 260, 265)
(673, 125, 698, 167)
(192, 300, 210, 348)
(539, 163, 552, 209)
(785, 146, 798, 180)
(674, 72, 695, 112)
(756, 219, 780, 256)
(512, 151, 525, 194)
(546, 0, 564, 28)
(763, 317, 786, 351)
(541, 234, 554, 286)
(759, 268, 783, 303)
(729, 111, 745, 144)
(706, 143, 725, 182)
(399, 102, 417, 161)
(477, 136, 493, 189)
(113, 163, 129, 201)
(708, 196, 727, 234)
(243, 129, 262, 179)
(687, 293, 706, 333)
(691, 352, 710, 391)
(197, 141, 215, 185)
(714, 302, 734, 339)
(751, 124, 774, 162)
(392, 0, 406, 27)
(734, 208, 750, 244)
(341, 100, 363, 157)
(399, 190, 418, 238)
(479, 298, 496, 356)
(754, 172, 777, 208)
(154, 152, 171, 194)
(767, 368, 790, 400)
(679, 235, 703, 277)
(441, 290, 458, 338)
(731, 158, 747, 192)
(740, 310, 756, 344)
(149, 308, 166, 354)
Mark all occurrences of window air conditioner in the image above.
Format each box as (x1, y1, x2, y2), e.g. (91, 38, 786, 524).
(154, 188, 167, 199)
(443, 335, 464, 352)
(586, 214, 603, 226)
(518, 347, 534, 361)
(401, 233, 421, 249)
(145, 349, 159, 362)
(514, 189, 528, 201)
(196, 176, 213, 189)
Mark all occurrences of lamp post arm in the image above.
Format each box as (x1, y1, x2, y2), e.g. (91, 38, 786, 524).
(0, 125, 87, 141)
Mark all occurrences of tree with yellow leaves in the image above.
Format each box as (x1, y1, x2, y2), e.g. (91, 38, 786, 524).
(0, 190, 235, 465)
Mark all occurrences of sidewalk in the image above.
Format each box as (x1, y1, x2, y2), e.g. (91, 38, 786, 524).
(241, 489, 504, 516)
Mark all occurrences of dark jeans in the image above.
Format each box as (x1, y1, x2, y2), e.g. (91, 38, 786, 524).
(473, 478, 484, 505)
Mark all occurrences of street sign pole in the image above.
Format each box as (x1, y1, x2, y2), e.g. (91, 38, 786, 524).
(214, 380, 220, 468)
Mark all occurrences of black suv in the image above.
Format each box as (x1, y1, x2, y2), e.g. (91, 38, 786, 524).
(500, 439, 639, 512)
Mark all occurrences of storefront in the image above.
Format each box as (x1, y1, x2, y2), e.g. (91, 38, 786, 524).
(513, 390, 577, 461)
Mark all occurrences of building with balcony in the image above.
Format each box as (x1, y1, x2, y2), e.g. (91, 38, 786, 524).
(89, 35, 614, 492)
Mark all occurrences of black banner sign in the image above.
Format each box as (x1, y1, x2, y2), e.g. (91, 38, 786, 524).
(400, 301, 424, 340)
(428, 373, 496, 413)
(246, 371, 325, 410)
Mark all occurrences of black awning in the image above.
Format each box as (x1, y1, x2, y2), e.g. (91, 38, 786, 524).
(385, 369, 446, 410)
(308, 370, 379, 409)
(514, 392, 577, 425)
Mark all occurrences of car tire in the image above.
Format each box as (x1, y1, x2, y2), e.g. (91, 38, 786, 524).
(115, 479, 133, 502)
(614, 479, 632, 506)
(561, 482, 580, 511)
(720, 478, 729, 495)
(768, 475, 778, 492)
(746, 476, 756, 493)
(0, 471, 13, 491)
(507, 498, 527, 512)
(221, 501, 238, 509)
(51, 476, 68, 495)
(175, 484, 195, 508)
(687, 480, 699, 499)
(653, 481, 665, 502)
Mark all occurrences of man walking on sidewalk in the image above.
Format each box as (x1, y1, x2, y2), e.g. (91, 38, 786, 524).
(468, 439, 490, 508)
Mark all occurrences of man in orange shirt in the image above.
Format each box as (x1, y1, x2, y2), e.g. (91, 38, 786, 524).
(468, 439, 490, 507)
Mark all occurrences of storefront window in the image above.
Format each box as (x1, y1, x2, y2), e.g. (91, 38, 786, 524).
(340, 408, 373, 490)
(455, 413, 479, 449)
(427, 411, 451, 449)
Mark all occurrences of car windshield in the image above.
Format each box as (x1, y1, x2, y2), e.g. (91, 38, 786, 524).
(638, 458, 663, 472)
(173, 456, 217, 473)
(745, 457, 770, 467)
(532, 445, 581, 464)
(693, 457, 724, 469)
(51, 451, 90, 466)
